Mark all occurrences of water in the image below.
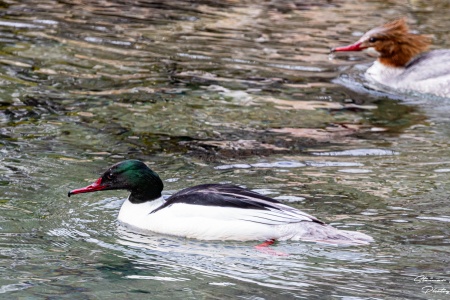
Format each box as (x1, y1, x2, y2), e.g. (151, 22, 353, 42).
(1, 0, 450, 299)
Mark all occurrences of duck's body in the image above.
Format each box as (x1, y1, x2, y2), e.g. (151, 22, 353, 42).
(332, 18, 450, 98)
(117, 183, 370, 243)
(69, 160, 373, 245)
(365, 50, 450, 97)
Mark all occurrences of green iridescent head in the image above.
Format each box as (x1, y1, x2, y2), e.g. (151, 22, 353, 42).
(68, 160, 164, 203)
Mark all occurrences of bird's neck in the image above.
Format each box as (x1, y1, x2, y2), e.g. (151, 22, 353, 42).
(128, 185, 162, 204)
(378, 33, 430, 67)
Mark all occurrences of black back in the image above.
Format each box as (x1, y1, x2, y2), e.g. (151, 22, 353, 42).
(151, 184, 282, 213)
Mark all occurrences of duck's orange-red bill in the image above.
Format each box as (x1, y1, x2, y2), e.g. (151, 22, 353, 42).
(68, 178, 105, 197)
(331, 42, 364, 52)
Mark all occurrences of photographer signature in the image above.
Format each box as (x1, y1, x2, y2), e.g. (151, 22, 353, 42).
(422, 286, 450, 295)
(414, 275, 450, 296)
(415, 275, 450, 284)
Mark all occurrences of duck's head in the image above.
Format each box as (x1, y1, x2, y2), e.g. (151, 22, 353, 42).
(68, 160, 164, 203)
(331, 18, 431, 67)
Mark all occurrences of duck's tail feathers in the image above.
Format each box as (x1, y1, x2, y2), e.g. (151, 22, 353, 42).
(286, 223, 373, 246)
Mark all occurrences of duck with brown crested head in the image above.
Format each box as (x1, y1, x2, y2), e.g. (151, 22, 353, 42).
(332, 18, 450, 98)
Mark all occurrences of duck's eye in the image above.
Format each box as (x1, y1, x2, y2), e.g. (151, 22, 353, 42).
(369, 37, 377, 43)
(106, 172, 113, 180)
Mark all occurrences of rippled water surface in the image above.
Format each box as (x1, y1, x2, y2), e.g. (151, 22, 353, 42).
(1, 0, 450, 299)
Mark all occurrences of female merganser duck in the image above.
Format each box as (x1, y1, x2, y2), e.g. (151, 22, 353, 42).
(331, 18, 450, 98)
(68, 160, 373, 245)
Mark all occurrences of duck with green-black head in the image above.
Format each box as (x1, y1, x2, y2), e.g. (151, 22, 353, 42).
(68, 160, 373, 245)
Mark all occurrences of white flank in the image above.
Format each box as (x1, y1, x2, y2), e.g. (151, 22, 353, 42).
(117, 197, 373, 244)
(365, 50, 450, 98)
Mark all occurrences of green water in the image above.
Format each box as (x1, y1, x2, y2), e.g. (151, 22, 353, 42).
(0, 0, 449, 299)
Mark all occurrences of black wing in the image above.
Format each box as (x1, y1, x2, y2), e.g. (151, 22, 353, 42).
(151, 183, 324, 225)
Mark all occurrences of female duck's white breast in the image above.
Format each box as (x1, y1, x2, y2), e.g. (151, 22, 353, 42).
(365, 61, 404, 88)
(365, 50, 450, 98)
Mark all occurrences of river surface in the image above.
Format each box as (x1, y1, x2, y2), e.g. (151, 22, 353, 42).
(1, 0, 450, 299)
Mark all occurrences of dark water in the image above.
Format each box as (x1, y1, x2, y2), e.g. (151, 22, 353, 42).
(1, 0, 450, 299)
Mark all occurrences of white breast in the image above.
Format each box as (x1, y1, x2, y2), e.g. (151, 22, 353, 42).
(365, 61, 404, 88)
(365, 51, 450, 98)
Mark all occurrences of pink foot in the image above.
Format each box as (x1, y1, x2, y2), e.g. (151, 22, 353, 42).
(254, 239, 288, 256)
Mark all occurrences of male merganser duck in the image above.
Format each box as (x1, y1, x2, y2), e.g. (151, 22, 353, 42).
(331, 18, 450, 98)
(68, 160, 373, 245)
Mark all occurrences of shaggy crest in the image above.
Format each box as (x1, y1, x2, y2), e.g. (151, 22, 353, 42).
(373, 18, 431, 67)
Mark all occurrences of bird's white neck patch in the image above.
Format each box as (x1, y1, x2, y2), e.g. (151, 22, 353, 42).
(364, 47, 380, 57)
